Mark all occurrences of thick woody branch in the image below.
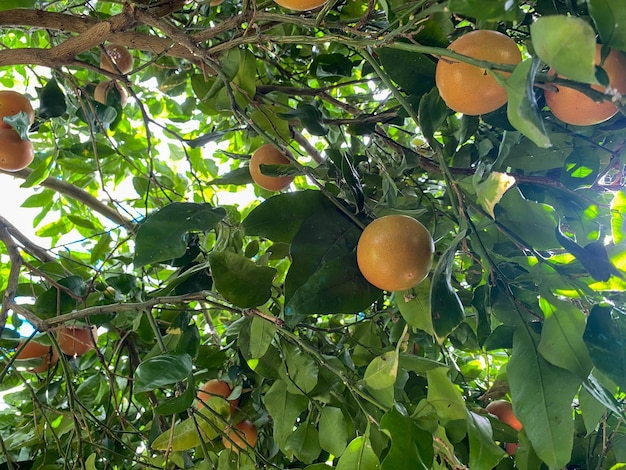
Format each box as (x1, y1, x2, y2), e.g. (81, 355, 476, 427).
(0, 168, 135, 232)
(0, 217, 23, 334)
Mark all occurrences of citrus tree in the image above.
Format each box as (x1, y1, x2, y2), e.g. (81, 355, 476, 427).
(1, 0, 626, 469)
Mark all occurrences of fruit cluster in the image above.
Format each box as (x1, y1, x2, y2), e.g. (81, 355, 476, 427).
(14, 326, 98, 374)
(435, 30, 626, 126)
(0, 90, 35, 172)
(196, 379, 258, 452)
(94, 44, 133, 108)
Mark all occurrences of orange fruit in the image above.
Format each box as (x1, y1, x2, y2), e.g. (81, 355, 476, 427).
(435, 30, 522, 115)
(273, 0, 327, 10)
(100, 44, 134, 74)
(94, 80, 128, 108)
(486, 399, 522, 431)
(249, 144, 294, 191)
(544, 44, 626, 126)
(57, 326, 98, 356)
(222, 420, 258, 452)
(486, 399, 522, 455)
(15, 340, 59, 373)
(0, 90, 34, 129)
(197, 379, 239, 414)
(356, 215, 434, 292)
(0, 128, 34, 172)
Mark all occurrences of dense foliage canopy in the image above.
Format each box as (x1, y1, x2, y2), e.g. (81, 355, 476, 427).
(1, 0, 626, 469)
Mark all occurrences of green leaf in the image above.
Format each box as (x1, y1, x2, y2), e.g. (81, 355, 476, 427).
(377, 48, 436, 96)
(466, 410, 506, 470)
(588, 0, 626, 51)
(319, 406, 349, 457)
(530, 16, 598, 83)
(583, 305, 626, 389)
(380, 408, 434, 470)
(495, 188, 559, 250)
(578, 386, 608, 436)
(285, 208, 381, 316)
(311, 53, 354, 82)
(151, 402, 230, 451)
(37, 79, 67, 119)
(508, 325, 581, 469)
(395, 278, 434, 335)
(206, 167, 253, 186)
(503, 59, 551, 148)
(249, 315, 276, 358)
(537, 296, 593, 378)
(279, 342, 319, 394)
(241, 190, 333, 243)
(364, 350, 398, 391)
(154, 372, 196, 415)
(134, 203, 226, 267)
(474, 171, 517, 219)
(611, 190, 626, 244)
(0, 0, 36, 10)
(430, 231, 465, 341)
(448, 0, 520, 20)
(426, 367, 467, 423)
(209, 251, 277, 308)
(279, 103, 328, 136)
(262, 380, 309, 451)
(418, 87, 447, 150)
(284, 423, 322, 464)
(134, 352, 193, 394)
(336, 436, 381, 470)
(251, 104, 293, 140)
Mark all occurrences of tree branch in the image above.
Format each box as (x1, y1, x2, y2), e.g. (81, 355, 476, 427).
(0, 168, 135, 232)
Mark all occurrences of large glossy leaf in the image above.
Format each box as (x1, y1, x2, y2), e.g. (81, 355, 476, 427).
(508, 325, 581, 469)
(466, 410, 506, 470)
(495, 188, 559, 250)
(395, 278, 434, 335)
(583, 305, 626, 389)
(134, 352, 193, 394)
(336, 436, 381, 470)
(285, 208, 380, 316)
(538, 297, 593, 378)
(364, 350, 398, 391)
(430, 231, 465, 340)
(249, 315, 276, 359)
(530, 16, 597, 83)
(134, 203, 226, 267)
(377, 48, 436, 96)
(426, 367, 466, 423)
(285, 423, 321, 464)
(262, 380, 309, 451)
(448, 0, 519, 20)
(319, 406, 349, 457)
(380, 408, 433, 470)
(209, 251, 276, 308)
(589, 0, 626, 51)
(418, 87, 447, 150)
(241, 190, 333, 243)
(279, 342, 319, 395)
(503, 59, 551, 148)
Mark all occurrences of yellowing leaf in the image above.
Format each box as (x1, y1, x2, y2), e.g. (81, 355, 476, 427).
(475, 172, 516, 218)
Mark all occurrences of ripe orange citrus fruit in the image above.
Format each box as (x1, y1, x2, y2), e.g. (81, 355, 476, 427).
(222, 420, 258, 452)
(94, 80, 128, 108)
(0, 91, 34, 129)
(100, 44, 134, 74)
(435, 30, 522, 115)
(486, 399, 522, 456)
(15, 340, 59, 373)
(544, 44, 626, 126)
(57, 326, 98, 356)
(249, 144, 294, 191)
(273, 0, 327, 10)
(486, 399, 522, 431)
(0, 128, 34, 172)
(356, 215, 434, 292)
(197, 379, 239, 414)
